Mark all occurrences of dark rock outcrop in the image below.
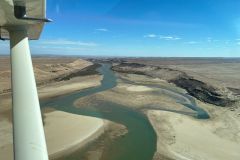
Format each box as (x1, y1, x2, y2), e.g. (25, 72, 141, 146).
(112, 62, 236, 107)
(170, 77, 235, 106)
(54, 63, 101, 81)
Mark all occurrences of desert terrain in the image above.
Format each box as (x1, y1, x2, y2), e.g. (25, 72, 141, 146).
(1, 56, 240, 160)
(0, 56, 123, 160)
(109, 58, 240, 160)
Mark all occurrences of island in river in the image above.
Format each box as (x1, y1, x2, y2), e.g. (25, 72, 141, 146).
(0, 56, 240, 160)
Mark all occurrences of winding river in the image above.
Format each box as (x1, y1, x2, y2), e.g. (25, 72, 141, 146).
(40, 63, 209, 160)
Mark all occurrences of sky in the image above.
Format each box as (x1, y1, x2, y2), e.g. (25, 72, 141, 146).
(1, 0, 240, 57)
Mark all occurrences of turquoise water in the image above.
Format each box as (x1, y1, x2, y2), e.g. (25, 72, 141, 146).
(151, 85, 210, 119)
(40, 63, 157, 160)
(40, 63, 209, 160)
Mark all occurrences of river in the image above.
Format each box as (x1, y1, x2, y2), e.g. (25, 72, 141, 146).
(40, 63, 209, 160)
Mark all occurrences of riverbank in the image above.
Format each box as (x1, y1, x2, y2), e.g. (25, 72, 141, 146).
(44, 110, 105, 160)
(2, 57, 240, 160)
(111, 61, 239, 107)
(108, 58, 240, 159)
(39, 74, 102, 100)
(149, 101, 240, 160)
(0, 102, 107, 160)
(60, 63, 156, 160)
(94, 70, 240, 160)
(0, 58, 107, 160)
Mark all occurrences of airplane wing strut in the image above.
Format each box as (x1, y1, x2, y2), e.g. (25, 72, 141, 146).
(0, 0, 51, 160)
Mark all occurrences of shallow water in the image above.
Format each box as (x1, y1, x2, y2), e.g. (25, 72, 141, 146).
(119, 76, 210, 119)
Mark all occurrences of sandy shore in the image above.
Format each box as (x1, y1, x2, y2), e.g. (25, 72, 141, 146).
(38, 75, 102, 100)
(95, 76, 195, 115)
(0, 58, 106, 160)
(0, 110, 105, 160)
(44, 110, 105, 159)
(2, 57, 240, 160)
(98, 72, 240, 160)
(0, 75, 105, 160)
(124, 84, 153, 92)
(148, 102, 240, 160)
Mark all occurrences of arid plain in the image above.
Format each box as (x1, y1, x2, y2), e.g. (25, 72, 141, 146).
(1, 56, 240, 160)
(110, 58, 240, 160)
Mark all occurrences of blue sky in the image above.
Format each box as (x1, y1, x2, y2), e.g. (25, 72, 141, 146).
(1, 0, 240, 57)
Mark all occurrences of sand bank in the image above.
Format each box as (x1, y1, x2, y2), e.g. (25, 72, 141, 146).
(0, 110, 105, 160)
(0, 57, 106, 159)
(148, 104, 240, 160)
(38, 75, 102, 100)
(44, 111, 105, 159)
(0, 74, 103, 160)
(119, 84, 153, 92)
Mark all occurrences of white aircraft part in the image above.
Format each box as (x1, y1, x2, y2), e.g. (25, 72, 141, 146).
(0, 0, 46, 39)
(10, 29, 49, 160)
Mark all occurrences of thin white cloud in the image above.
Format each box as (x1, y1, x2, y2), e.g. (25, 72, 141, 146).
(40, 39, 98, 47)
(159, 35, 181, 40)
(96, 28, 109, 32)
(144, 34, 181, 40)
(144, 34, 157, 38)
